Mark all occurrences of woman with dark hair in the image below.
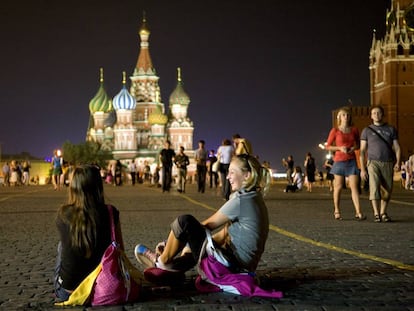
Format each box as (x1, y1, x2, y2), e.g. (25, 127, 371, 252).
(54, 165, 124, 301)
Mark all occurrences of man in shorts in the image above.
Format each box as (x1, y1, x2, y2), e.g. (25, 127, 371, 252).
(359, 105, 401, 222)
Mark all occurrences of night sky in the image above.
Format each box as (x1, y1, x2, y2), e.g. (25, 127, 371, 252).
(1, 0, 389, 171)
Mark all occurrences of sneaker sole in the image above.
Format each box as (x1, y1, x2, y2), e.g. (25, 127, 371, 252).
(134, 245, 156, 268)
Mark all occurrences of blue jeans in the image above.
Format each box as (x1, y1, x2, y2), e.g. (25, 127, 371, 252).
(54, 242, 71, 301)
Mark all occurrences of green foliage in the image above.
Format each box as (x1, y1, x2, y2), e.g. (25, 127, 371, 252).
(62, 141, 112, 167)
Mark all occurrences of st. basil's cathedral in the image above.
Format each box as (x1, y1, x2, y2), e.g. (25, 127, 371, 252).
(86, 16, 194, 164)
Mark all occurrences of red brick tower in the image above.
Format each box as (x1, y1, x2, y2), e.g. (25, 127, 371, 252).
(369, 0, 414, 158)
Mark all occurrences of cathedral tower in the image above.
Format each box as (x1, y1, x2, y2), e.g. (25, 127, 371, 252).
(369, 0, 414, 157)
(129, 15, 164, 150)
(167, 67, 194, 152)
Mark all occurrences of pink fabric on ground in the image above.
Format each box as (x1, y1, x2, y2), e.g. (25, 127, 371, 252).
(196, 255, 283, 298)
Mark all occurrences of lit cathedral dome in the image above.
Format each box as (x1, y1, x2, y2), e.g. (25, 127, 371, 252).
(148, 105, 168, 125)
(89, 68, 112, 113)
(169, 67, 190, 107)
(113, 71, 136, 110)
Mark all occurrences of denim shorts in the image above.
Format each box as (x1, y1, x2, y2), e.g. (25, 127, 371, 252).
(330, 159, 359, 177)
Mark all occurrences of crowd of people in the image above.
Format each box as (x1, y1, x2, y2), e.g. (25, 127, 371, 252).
(2, 160, 36, 186)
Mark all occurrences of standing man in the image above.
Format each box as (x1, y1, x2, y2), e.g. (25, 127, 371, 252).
(52, 149, 63, 190)
(360, 105, 401, 223)
(159, 140, 175, 193)
(174, 146, 190, 193)
(194, 140, 208, 193)
(282, 155, 294, 185)
(2, 162, 10, 186)
(232, 133, 253, 155)
(128, 161, 137, 186)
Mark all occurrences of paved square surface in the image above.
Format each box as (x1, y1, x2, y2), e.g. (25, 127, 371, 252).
(1, 181, 413, 310)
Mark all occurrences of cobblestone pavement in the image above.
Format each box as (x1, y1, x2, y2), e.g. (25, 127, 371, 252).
(0, 181, 413, 310)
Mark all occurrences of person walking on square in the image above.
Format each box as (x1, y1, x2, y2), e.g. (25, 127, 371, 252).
(174, 146, 190, 193)
(195, 140, 208, 193)
(159, 140, 175, 193)
(54, 165, 126, 301)
(326, 106, 365, 220)
(217, 138, 235, 200)
(359, 105, 401, 222)
(134, 155, 274, 287)
(114, 160, 123, 186)
(52, 150, 63, 190)
(127, 161, 137, 186)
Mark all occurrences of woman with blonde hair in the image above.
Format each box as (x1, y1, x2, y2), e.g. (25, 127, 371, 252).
(135, 154, 272, 284)
(326, 106, 366, 220)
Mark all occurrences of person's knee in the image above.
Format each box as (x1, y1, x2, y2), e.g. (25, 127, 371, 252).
(172, 214, 200, 240)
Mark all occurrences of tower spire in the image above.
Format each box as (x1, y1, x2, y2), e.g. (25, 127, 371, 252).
(177, 67, 182, 82)
(135, 12, 154, 72)
(100, 67, 104, 83)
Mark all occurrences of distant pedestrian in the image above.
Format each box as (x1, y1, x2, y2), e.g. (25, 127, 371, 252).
(217, 138, 234, 200)
(282, 155, 294, 184)
(22, 160, 31, 186)
(128, 161, 137, 185)
(2, 162, 10, 186)
(360, 105, 401, 222)
(114, 160, 123, 186)
(304, 152, 316, 192)
(159, 140, 175, 192)
(52, 150, 63, 190)
(194, 140, 208, 193)
(174, 146, 190, 193)
(208, 149, 219, 188)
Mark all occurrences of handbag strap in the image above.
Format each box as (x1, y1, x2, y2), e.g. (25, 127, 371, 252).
(107, 205, 116, 242)
(367, 126, 394, 154)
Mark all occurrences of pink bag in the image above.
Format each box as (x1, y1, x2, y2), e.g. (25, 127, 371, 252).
(91, 205, 142, 306)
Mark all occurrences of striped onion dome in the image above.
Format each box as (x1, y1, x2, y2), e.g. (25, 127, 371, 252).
(148, 105, 168, 125)
(169, 67, 190, 107)
(113, 71, 136, 110)
(89, 68, 112, 113)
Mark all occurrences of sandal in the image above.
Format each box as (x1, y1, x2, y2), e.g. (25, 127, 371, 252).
(334, 212, 342, 220)
(381, 213, 391, 222)
(355, 214, 367, 221)
(374, 214, 381, 223)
